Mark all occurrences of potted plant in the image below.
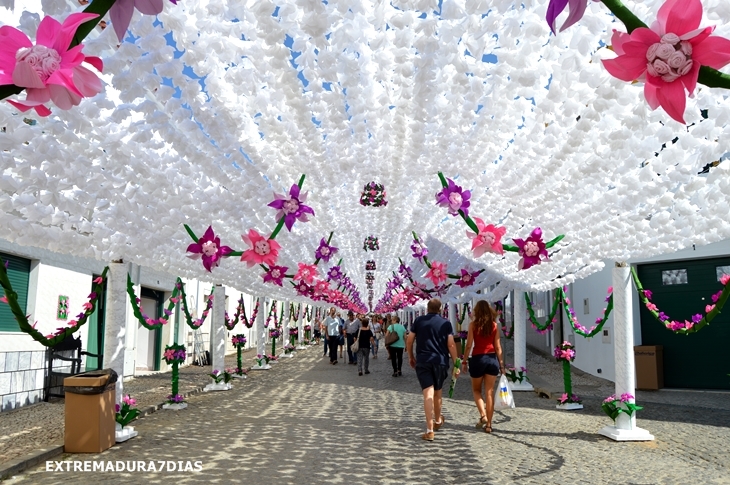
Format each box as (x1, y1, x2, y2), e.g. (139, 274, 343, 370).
(204, 369, 232, 391)
(115, 394, 140, 442)
(602, 393, 643, 428)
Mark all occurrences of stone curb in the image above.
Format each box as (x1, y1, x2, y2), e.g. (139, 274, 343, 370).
(0, 383, 209, 481)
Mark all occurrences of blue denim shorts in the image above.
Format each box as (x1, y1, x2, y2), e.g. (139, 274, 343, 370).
(468, 353, 500, 378)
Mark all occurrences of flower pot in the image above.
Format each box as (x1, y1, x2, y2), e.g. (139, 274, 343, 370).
(162, 402, 188, 410)
(115, 423, 138, 443)
(204, 382, 232, 392)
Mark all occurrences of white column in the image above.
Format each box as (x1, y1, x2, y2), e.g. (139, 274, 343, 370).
(448, 302, 457, 334)
(599, 263, 654, 441)
(210, 285, 226, 372)
(256, 297, 266, 356)
(512, 290, 533, 391)
(297, 304, 304, 346)
(102, 261, 128, 403)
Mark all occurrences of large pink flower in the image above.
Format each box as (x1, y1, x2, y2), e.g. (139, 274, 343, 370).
(0, 13, 103, 117)
(294, 263, 318, 284)
(466, 218, 507, 257)
(240, 229, 280, 268)
(602, 0, 730, 124)
(425, 261, 448, 286)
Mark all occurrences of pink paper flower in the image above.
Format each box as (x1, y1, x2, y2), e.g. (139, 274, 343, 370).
(466, 218, 507, 257)
(0, 296, 7, 304)
(425, 261, 448, 286)
(186, 226, 232, 272)
(262, 265, 288, 286)
(93, 277, 104, 284)
(513, 228, 549, 270)
(82, 302, 93, 311)
(240, 229, 280, 268)
(602, 0, 730, 123)
(705, 304, 715, 313)
(0, 13, 104, 116)
(294, 263, 318, 284)
(122, 394, 136, 406)
(109, 0, 164, 42)
(721, 274, 730, 285)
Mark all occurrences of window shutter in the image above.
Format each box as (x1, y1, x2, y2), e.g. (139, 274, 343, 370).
(0, 252, 31, 332)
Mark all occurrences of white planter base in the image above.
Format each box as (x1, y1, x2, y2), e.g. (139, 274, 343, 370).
(296, 346, 307, 350)
(269, 359, 279, 364)
(508, 381, 534, 392)
(115, 424, 138, 443)
(280, 353, 294, 358)
(162, 402, 188, 410)
(250, 364, 271, 370)
(598, 425, 655, 442)
(556, 402, 584, 410)
(232, 374, 247, 379)
(204, 382, 232, 392)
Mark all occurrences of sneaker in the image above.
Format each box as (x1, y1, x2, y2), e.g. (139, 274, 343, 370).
(434, 415, 445, 431)
(365, 371, 370, 374)
(421, 432, 434, 441)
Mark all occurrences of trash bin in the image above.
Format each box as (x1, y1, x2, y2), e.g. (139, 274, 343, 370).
(63, 369, 118, 453)
(634, 345, 664, 390)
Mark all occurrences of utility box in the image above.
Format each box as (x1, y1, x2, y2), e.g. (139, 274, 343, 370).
(634, 345, 664, 390)
(63, 369, 117, 453)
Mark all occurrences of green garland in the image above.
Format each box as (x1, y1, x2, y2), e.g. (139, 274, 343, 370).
(524, 287, 614, 338)
(524, 291, 562, 332)
(127, 274, 214, 331)
(631, 267, 730, 335)
(457, 302, 470, 329)
(225, 296, 245, 331)
(0, 259, 107, 347)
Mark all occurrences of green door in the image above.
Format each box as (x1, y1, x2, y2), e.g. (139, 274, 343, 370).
(0, 253, 31, 332)
(638, 256, 730, 389)
(85, 274, 107, 371)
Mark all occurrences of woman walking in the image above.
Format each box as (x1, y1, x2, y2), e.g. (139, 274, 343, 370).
(386, 315, 406, 377)
(355, 317, 374, 376)
(463, 300, 504, 433)
(371, 315, 383, 359)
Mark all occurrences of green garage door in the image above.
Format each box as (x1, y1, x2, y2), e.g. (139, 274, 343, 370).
(0, 252, 31, 332)
(638, 256, 730, 389)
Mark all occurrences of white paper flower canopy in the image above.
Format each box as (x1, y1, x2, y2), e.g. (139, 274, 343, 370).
(1, 0, 729, 309)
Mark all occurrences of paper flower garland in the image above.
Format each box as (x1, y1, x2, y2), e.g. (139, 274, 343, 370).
(467, 218, 506, 257)
(513, 228, 550, 270)
(360, 182, 388, 207)
(240, 229, 280, 267)
(268, 182, 315, 232)
(602, 0, 730, 123)
(435, 177, 471, 217)
(1, 13, 103, 116)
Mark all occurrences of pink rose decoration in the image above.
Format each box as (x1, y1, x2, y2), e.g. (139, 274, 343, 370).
(425, 261, 448, 286)
(466, 218, 507, 257)
(240, 229, 280, 268)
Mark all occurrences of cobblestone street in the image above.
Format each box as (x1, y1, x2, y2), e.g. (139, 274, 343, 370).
(4, 344, 730, 485)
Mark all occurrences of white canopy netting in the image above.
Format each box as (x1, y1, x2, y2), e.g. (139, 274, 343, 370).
(1, 0, 729, 311)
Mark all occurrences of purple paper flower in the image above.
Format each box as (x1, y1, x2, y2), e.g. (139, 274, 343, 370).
(657, 311, 669, 321)
(398, 263, 412, 277)
(435, 177, 471, 217)
(294, 281, 313, 297)
(620, 393, 634, 403)
(327, 266, 343, 281)
(411, 239, 428, 262)
(455, 268, 480, 288)
(109, 0, 164, 42)
(186, 226, 232, 272)
(513, 227, 549, 270)
(315, 238, 338, 262)
(546, 0, 592, 34)
(691, 314, 703, 323)
(262, 265, 288, 286)
(268, 184, 315, 232)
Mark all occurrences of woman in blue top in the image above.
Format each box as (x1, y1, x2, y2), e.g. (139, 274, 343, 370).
(386, 315, 407, 377)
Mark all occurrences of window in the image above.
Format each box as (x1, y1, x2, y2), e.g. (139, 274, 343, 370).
(717, 266, 730, 282)
(661, 269, 688, 285)
(0, 252, 31, 332)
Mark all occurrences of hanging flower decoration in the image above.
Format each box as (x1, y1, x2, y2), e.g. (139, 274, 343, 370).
(231, 335, 247, 347)
(294, 281, 313, 297)
(0, 13, 104, 117)
(454, 269, 480, 288)
(546, 0, 592, 34)
(109, 0, 169, 42)
(435, 177, 471, 217)
(360, 182, 388, 207)
(425, 261, 448, 286)
(467, 218, 507, 257)
(186, 226, 232, 272)
(365, 260, 376, 271)
(294, 263, 318, 284)
(602, 0, 730, 124)
(240, 229, 280, 268)
(314, 237, 338, 263)
(633, 270, 729, 334)
(410, 237, 429, 263)
(268, 183, 315, 232)
(363, 236, 380, 251)
(327, 266, 343, 281)
(513, 227, 550, 270)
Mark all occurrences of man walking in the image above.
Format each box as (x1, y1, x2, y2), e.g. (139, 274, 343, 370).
(345, 311, 360, 364)
(324, 308, 340, 365)
(407, 298, 460, 441)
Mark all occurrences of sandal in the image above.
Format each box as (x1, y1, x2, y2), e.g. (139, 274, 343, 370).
(433, 415, 445, 431)
(475, 416, 488, 429)
(485, 423, 492, 434)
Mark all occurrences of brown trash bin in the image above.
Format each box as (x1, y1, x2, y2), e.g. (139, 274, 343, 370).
(63, 369, 117, 453)
(634, 345, 664, 390)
